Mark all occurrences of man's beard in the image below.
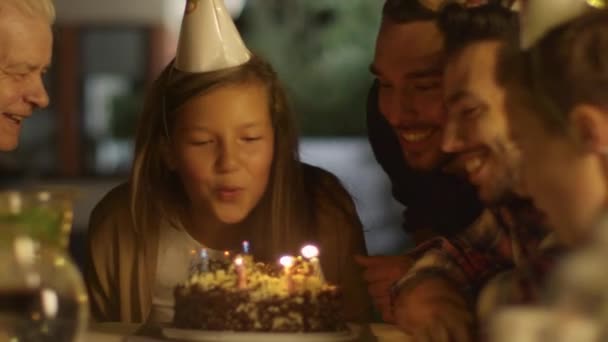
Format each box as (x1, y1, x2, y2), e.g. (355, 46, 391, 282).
(483, 139, 522, 206)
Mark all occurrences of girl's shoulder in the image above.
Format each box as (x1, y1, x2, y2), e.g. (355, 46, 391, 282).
(301, 163, 347, 194)
(92, 182, 131, 218)
(89, 182, 134, 237)
(300, 163, 356, 217)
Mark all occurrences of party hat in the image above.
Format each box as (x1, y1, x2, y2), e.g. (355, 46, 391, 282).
(175, 0, 251, 72)
(520, 0, 606, 50)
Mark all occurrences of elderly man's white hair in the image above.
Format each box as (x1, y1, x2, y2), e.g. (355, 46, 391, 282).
(0, 0, 55, 23)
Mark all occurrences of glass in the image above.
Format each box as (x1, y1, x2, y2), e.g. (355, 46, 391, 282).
(0, 190, 89, 342)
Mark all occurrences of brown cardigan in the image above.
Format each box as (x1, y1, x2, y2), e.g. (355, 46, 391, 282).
(85, 165, 372, 323)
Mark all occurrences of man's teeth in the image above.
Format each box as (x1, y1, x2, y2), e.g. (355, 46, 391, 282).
(401, 130, 433, 142)
(465, 157, 483, 173)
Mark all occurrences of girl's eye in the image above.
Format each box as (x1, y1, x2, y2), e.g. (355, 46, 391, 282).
(190, 139, 214, 146)
(461, 106, 482, 119)
(242, 136, 262, 142)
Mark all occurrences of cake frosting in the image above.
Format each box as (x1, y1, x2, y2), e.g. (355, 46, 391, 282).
(173, 255, 345, 332)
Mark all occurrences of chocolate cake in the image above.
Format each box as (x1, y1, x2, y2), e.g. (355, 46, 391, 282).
(173, 256, 346, 332)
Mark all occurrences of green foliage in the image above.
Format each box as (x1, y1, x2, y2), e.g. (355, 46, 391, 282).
(0, 208, 62, 246)
(109, 90, 143, 139)
(243, 0, 382, 136)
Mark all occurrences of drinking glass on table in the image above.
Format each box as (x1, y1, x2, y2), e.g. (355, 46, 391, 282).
(0, 190, 89, 341)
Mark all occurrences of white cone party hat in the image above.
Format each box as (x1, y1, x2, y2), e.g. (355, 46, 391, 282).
(520, 0, 606, 50)
(175, 0, 251, 73)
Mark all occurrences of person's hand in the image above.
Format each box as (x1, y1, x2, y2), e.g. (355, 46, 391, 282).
(354, 254, 413, 323)
(393, 276, 474, 342)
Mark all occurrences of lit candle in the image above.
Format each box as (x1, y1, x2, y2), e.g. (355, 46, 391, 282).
(301, 244, 324, 282)
(242, 240, 250, 254)
(188, 249, 197, 275)
(234, 256, 247, 289)
(223, 250, 231, 263)
(199, 248, 209, 273)
(279, 255, 295, 293)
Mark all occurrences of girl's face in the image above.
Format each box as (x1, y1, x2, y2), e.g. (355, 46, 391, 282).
(507, 92, 607, 245)
(169, 81, 275, 224)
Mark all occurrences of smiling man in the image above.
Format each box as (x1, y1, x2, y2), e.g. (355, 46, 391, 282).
(390, 3, 555, 340)
(367, 0, 482, 242)
(371, 16, 445, 171)
(0, 0, 54, 152)
(442, 32, 521, 206)
(356, 0, 484, 323)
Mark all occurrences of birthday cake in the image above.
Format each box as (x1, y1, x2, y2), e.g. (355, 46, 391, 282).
(173, 247, 346, 332)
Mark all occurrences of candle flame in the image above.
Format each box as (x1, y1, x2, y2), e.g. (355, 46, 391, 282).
(279, 255, 295, 268)
(301, 245, 319, 259)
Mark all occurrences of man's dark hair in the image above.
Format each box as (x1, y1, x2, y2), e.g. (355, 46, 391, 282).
(382, 0, 437, 23)
(437, 2, 519, 57)
(383, 0, 517, 25)
(497, 9, 608, 133)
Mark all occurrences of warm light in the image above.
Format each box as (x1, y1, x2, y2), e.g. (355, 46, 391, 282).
(54, 257, 66, 267)
(41, 289, 59, 318)
(587, 0, 606, 9)
(279, 255, 295, 268)
(38, 191, 51, 202)
(234, 256, 244, 266)
(224, 251, 230, 257)
(301, 245, 319, 259)
(8, 192, 22, 214)
(77, 293, 89, 304)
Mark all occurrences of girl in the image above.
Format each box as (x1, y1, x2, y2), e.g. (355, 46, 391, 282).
(84, 55, 371, 324)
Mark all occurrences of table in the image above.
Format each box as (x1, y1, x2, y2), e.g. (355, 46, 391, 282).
(85, 322, 411, 342)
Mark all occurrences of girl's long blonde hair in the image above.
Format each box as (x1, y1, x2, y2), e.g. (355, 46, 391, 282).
(129, 56, 316, 260)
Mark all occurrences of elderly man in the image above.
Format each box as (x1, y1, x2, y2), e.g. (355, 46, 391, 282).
(0, 0, 54, 152)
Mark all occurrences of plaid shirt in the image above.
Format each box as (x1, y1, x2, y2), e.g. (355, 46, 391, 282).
(393, 198, 557, 313)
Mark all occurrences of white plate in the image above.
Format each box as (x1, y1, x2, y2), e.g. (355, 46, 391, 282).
(162, 324, 361, 342)
(369, 323, 411, 342)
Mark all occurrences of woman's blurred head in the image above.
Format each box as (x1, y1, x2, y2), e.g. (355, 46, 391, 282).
(498, 9, 608, 245)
